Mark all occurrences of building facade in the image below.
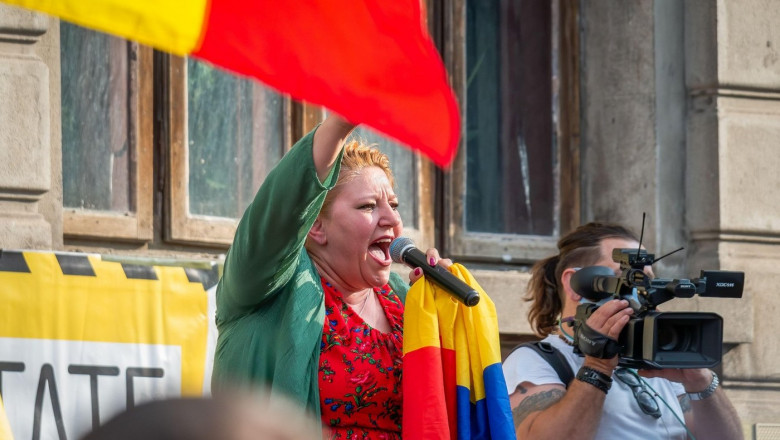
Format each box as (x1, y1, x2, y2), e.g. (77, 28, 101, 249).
(1, 0, 779, 436)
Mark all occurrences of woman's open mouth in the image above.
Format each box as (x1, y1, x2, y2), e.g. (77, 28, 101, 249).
(368, 237, 393, 266)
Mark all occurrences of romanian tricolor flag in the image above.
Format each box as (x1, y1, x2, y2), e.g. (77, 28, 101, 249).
(403, 264, 515, 440)
(2, 0, 460, 167)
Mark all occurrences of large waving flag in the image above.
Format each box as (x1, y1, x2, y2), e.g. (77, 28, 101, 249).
(2, 0, 460, 167)
(403, 264, 515, 440)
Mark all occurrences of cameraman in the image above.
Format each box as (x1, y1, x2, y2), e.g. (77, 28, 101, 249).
(502, 222, 742, 439)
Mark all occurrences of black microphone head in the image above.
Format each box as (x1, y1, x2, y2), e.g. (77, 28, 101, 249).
(389, 237, 414, 264)
(570, 265, 616, 301)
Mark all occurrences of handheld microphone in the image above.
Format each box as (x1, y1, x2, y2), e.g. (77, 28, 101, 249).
(389, 237, 480, 307)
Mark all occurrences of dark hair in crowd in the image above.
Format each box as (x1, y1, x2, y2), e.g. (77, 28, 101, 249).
(525, 222, 638, 337)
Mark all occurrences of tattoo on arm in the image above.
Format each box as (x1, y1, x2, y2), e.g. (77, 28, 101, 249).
(678, 394, 692, 413)
(512, 389, 565, 428)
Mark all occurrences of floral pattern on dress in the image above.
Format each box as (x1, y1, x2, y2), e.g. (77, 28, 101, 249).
(319, 279, 404, 440)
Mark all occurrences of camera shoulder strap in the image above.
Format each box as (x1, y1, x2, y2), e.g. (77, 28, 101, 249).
(508, 341, 575, 388)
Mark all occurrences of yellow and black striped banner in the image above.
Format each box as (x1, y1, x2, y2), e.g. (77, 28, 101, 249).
(0, 250, 219, 440)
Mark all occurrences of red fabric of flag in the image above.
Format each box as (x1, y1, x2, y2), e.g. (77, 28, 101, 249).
(193, 0, 460, 167)
(402, 346, 456, 440)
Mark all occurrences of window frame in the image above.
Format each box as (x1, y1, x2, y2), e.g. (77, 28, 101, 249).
(63, 43, 154, 242)
(441, 0, 580, 263)
(165, 55, 293, 247)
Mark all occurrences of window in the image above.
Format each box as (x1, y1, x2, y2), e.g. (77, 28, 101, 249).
(441, 0, 579, 263)
(60, 25, 292, 249)
(60, 1, 577, 258)
(61, 23, 153, 241)
(165, 56, 289, 246)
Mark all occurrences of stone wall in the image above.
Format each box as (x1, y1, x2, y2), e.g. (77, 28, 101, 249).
(0, 4, 61, 249)
(685, 0, 780, 428)
(579, 0, 780, 431)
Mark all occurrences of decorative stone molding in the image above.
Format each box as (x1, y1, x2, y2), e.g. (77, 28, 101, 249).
(0, 4, 55, 248)
(0, 56, 50, 192)
(0, 4, 48, 43)
(685, 0, 780, 379)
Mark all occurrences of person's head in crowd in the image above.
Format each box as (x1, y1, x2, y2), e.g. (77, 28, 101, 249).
(526, 222, 640, 336)
(81, 392, 321, 440)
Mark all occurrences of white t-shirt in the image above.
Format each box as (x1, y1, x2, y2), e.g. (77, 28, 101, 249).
(502, 335, 689, 439)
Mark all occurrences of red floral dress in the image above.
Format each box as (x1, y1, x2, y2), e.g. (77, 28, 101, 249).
(319, 279, 404, 439)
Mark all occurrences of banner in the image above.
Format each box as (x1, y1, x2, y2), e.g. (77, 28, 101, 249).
(0, 250, 219, 440)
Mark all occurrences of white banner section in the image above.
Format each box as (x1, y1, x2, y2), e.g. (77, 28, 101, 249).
(1, 338, 182, 440)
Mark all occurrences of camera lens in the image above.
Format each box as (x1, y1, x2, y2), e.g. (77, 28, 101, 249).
(657, 325, 693, 352)
(647, 313, 722, 369)
(657, 327, 677, 351)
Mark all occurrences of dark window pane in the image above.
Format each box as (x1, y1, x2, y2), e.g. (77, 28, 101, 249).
(61, 23, 131, 212)
(351, 127, 417, 227)
(465, 0, 554, 235)
(187, 59, 284, 218)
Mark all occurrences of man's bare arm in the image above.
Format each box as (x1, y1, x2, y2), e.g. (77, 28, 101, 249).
(509, 375, 609, 440)
(511, 387, 564, 427)
(642, 369, 743, 440)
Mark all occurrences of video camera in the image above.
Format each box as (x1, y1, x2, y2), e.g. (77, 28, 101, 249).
(570, 248, 744, 369)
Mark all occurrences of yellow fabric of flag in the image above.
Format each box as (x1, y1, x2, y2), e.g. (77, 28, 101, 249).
(2, 0, 208, 55)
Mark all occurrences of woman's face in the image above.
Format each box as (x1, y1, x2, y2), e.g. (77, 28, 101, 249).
(317, 166, 403, 290)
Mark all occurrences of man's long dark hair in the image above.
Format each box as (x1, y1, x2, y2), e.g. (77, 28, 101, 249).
(525, 222, 638, 337)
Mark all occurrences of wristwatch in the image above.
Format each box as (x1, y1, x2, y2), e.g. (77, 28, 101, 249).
(687, 371, 719, 401)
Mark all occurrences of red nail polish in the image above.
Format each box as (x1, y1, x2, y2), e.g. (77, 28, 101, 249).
(414, 268, 421, 276)
(429, 257, 435, 265)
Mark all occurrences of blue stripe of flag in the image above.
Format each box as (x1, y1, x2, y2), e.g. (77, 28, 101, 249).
(455, 363, 516, 439)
